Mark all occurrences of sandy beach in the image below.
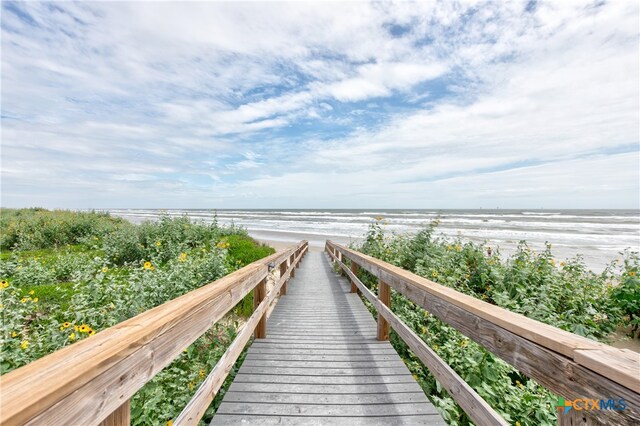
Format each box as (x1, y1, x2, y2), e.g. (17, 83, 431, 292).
(251, 229, 363, 253)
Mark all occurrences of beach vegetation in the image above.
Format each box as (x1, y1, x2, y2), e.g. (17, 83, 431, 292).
(353, 220, 639, 425)
(0, 208, 274, 425)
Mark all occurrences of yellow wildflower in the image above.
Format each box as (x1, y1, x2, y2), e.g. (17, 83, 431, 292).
(199, 369, 206, 378)
(79, 324, 89, 333)
(516, 380, 524, 389)
(188, 381, 195, 391)
(630, 271, 636, 277)
(446, 245, 452, 251)
(1, 280, 9, 288)
(455, 245, 461, 251)
(102, 267, 109, 273)
(167, 420, 173, 426)
(20, 340, 29, 350)
(33, 298, 38, 303)
(421, 326, 427, 334)
(412, 374, 419, 381)
(179, 252, 187, 262)
(431, 271, 438, 278)
(74, 325, 79, 332)
(143, 261, 153, 270)
(433, 345, 439, 351)
(550, 259, 556, 266)
(63, 322, 71, 328)
(11, 331, 17, 337)
(0, 304, 2, 309)
(460, 339, 468, 347)
(29, 290, 35, 295)
(516, 422, 521, 426)
(560, 262, 565, 267)
(156, 241, 161, 247)
(69, 333, 76, 341)
(21, 298, 27, 303)
(88, 329, 95, 336)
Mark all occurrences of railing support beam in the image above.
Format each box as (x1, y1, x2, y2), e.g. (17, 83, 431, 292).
(377, 280, 390, 341)
(350, 262, 359, 293)
(99, 400, 130, 426)
(280, 261, 288, 296)
(254, 278, 267, 339)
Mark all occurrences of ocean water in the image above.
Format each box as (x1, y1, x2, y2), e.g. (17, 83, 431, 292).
(107, 209, 640, 271)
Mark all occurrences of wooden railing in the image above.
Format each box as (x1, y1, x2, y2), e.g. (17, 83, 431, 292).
(0, 241, 308, 426)
(325, 241, 639, 426)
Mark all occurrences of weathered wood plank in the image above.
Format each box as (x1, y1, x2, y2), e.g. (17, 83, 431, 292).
(216, 402, 439, 416)
(231, 374, 418, 385)
(351, 262, 359, 293)
(573, 348, 639, 393)
(228, 382, 423, 394)
(327, 242, 607, 357)
(98, 400, 130, 426)
(254, 278, 267, 339)
(241, 360, 407, 368)
(237, 366, 412, 376)
(212, 251, 442, 425)
(339, 258, 507, 426)
(175, 242, 307, 425)
(244, 354, 399, 361)
(377, 280, 391, 341)
(213, 414, 445, 426)
(222, 391, 428, 404)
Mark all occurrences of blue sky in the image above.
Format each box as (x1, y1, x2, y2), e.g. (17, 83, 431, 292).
(1, 1, 638, 209)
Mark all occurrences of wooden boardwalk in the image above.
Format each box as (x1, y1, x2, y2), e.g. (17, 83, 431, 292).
(213, 251, 445, 425)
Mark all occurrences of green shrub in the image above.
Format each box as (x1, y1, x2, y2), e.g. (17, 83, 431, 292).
(1, 209, 275, 425)
(354, 220, 637, 425)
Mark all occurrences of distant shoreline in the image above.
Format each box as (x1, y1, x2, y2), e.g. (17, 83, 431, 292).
(106, 208, 640, 273)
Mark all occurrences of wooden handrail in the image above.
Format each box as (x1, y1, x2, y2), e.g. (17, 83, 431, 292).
(175, 243, 307, 425)
(327, 246, 507, 425)
(0, 241, 308, 425)
(325, 241, 640, 426)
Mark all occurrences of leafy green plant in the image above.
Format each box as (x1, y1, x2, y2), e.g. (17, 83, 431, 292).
(353, 220, 637, 425)
(0, 209, 275, 425)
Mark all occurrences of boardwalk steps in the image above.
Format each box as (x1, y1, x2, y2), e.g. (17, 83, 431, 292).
(213, 252, 445, 425)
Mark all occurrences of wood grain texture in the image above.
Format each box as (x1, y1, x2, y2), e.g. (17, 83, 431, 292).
(351, 262, 359, 293)
(326, 241, 640, 426)
(327, 242, 606, 357)
(211, 251, 444, 425)
(175, 247, 304, 426)
(331, 250, 507, 426)
(253, 278, 267, 339)
(98, 400, 130, 426)
(573, 347, 639, 393)
(377, 280, 390, 341)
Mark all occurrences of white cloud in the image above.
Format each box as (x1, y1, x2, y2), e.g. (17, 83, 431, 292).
(1, 1, 638, 208)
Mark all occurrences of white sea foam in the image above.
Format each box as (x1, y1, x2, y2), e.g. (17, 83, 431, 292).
(104, 209, 640, 270)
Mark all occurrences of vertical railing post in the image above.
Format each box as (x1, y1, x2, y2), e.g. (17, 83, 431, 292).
(99, 400, 130, 426)
(377, 280, 391, 341)
(290, 253, 295, 278)
(350, 262, 359, 293)
(280, 260, 288, 296)
(254, 277, 267, 339)
(557, 406, 601, 425)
